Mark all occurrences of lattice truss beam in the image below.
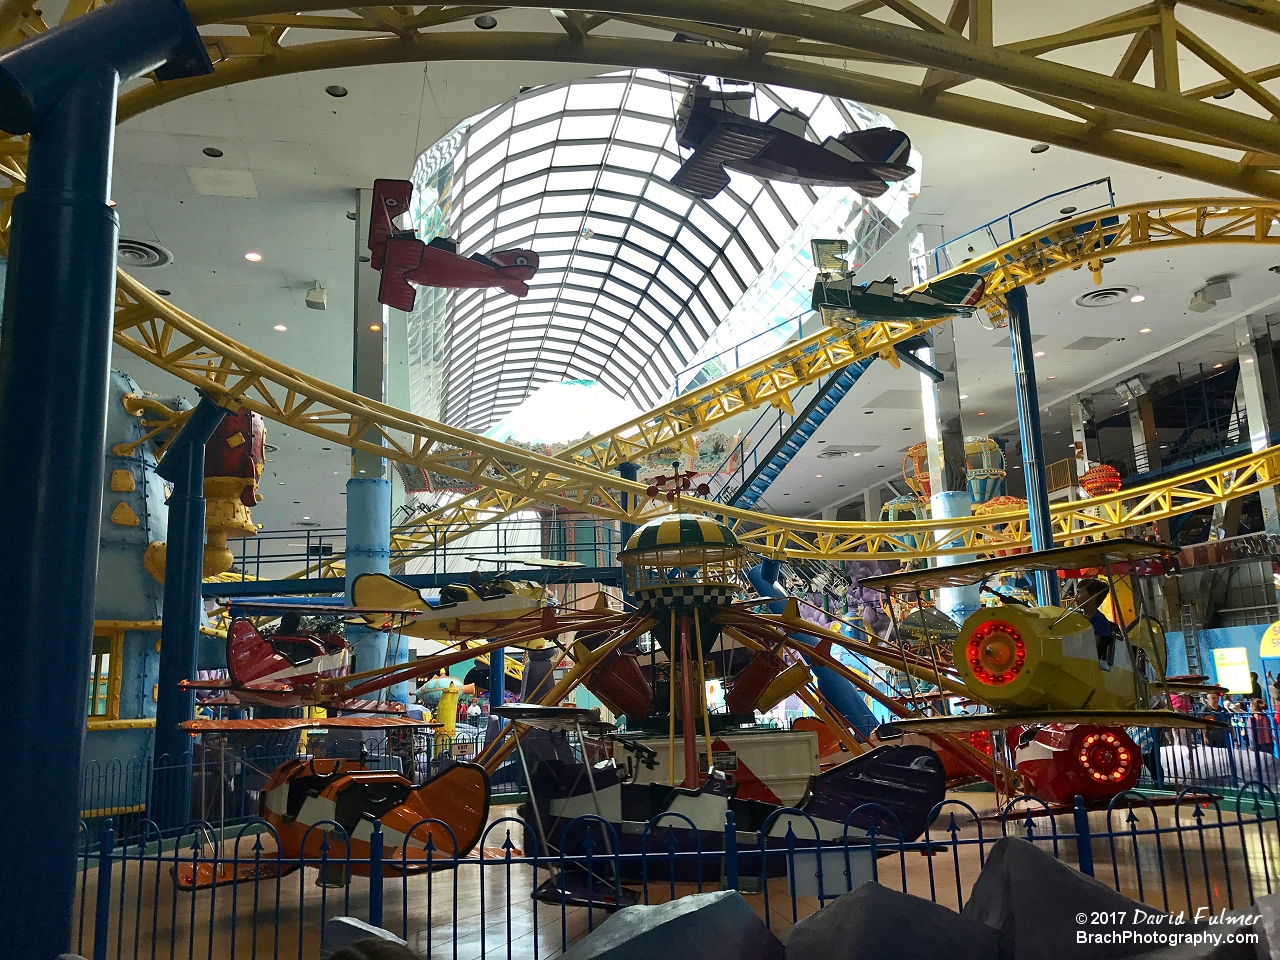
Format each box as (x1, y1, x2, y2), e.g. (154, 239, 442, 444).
(109, 261, 1280, 562)
(4, 0, 1280, 235)
(387, 198, 1280, 556)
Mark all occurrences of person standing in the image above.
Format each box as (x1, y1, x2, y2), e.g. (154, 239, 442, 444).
(1268, 671, 1280, 705)
(1250, 671, 1264, 704)
(1250, 699, 1275, 755)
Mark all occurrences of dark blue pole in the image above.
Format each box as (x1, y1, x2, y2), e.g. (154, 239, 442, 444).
(152, 396, 228, 830)
(0, 3, 209, 954)
(1006, 286, 1059, 605)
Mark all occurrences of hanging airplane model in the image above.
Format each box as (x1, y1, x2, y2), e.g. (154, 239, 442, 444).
(367, 178, 539, 312)
(810, 238, 987, 327)
(351, 572, 548, 643)
(670, 83, 915, 199)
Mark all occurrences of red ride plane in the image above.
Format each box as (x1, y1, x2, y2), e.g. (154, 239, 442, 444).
(367, 178, 539, 311)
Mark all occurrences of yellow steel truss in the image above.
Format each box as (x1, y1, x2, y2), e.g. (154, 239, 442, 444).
(385, 198, 1280, 556)
(3, 1, 1280, 241)
(110, 266, 1280, 561)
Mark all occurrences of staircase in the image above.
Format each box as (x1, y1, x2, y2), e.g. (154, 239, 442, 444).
(722, 357, 875, 509)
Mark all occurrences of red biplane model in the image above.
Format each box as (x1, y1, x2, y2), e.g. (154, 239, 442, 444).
(367, 179, 539, 311)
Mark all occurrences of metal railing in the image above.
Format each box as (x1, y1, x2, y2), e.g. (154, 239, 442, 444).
(73, 783, 1280, 959)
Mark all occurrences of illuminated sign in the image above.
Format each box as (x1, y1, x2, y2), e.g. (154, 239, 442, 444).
(1213, 647, 1253, 696)
(1260, 621, 1280, 659)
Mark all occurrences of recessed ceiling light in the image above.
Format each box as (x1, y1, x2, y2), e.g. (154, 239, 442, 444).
(474, 14, 497, 28)
(302, 516, 310, 520)
(1139, 327, 1152, 334)
(1060, 206, 1077, 215)
(1213, 89, 1235, 99)
(1213, 363, 1224, 369)
(1047, 375, 1056, 380)
(326, 85, 348, 98)
(853, 452, 862, 457)
(202, 146, 223, 158)
(959, 394, 968, 400)
(278, 481, 286, 485)
(1131, 294, 1145, 303)
(1030, 142, 1049, 154)
(977, 411, 987, 416)
(370, 324, 382, 332)
(273, 324, 287, 332)
(1245, 357, 1255, 364)
(244, 251, 262, 262)
(1034, 350, 1046, 358)
(815, 474, 823, 478)
(155, 289, 171, 296)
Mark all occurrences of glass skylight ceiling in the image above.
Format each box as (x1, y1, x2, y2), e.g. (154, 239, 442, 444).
(407, 69, 920, 433)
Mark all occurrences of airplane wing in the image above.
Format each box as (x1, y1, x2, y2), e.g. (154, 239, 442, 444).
(464, 554, 584, 568)
(810, 239, 849, 273)
(876, 709, 1226, 736)
(670, 121, 777, 199)
(180, 716, 437, 733)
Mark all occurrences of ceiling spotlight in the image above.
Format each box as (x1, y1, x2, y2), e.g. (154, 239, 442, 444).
(1139, 327, 1152, 334)
(305, 281, 327, 311)
(326, 85, 348, 98)
(370, 323, 382, 332)
(1060, 206, 1077, 215)
(1212, 89, 1235, 99)
(244, 251, 262, 262)
(977, 411, 987, 417)
(1030, 142, 1050, 154)
(155, 289, 171, 296)
(1213, 362, 1224, 369)
(474, 14, 497, 28)
(273, 324, 287, 332)
(1047, 375, 1057, 380)
(1033, 350, 1046, 358)
(959, 394, 969, 400)
(346, 211, 357, 221)
(1130, 294, 1145, 303)
(815, 474, 823, 478)
(203, 146, 223, 158)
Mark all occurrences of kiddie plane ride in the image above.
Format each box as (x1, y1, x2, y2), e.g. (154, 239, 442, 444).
(367, 178, 539, 312)
(863, 540, 1222, 806)
(670, 81, 915, 199)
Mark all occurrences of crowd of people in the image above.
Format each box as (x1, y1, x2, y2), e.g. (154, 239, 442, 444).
(1170, 670, 1280, 754)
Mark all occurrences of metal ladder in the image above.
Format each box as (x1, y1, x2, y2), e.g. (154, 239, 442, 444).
(1180, 602, 1202, 675)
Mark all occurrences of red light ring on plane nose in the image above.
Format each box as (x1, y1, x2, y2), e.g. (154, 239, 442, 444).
(1078, 731, 1132, 783)
(966, 620, 1026, 685)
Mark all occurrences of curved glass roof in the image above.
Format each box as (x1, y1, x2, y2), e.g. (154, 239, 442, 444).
(407, 69, 919, 433)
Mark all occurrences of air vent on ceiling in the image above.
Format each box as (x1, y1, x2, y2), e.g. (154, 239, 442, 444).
(1074, 285, 1137, 308)
(117, 239, 173, 268)
(293, 521, 322, 528)
(1064, 336, 1116, 351)
(817, 448, 849, 459)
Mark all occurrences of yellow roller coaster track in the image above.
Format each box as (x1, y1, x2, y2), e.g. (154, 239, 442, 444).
(3, 0, 1280, 564)
(386, 198, 1280, 558)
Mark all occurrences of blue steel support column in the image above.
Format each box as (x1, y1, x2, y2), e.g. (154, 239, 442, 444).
(0, 2, 210, 955)
(152, 397, 228, 828)
(1006, 286, 1059, 605)
(345, 477, 393, 693)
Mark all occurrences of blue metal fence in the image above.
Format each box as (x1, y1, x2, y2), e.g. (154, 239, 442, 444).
(73, 784, 1280, 959)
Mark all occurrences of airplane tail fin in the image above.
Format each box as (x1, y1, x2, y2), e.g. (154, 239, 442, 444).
(368, 179, 414, 269)
(377, 237, 425, 312)
(922, 273, 985, 306)
(837, 127, 911, 166)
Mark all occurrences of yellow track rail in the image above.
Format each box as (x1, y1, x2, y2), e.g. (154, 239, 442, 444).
(111, 269, 1280, 560)
(385, 198, 1280, 556)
